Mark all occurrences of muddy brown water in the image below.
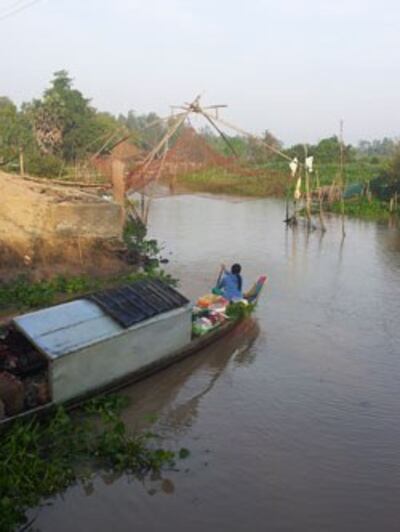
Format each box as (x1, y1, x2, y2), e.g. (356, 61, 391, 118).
(32, 196, 400, 532)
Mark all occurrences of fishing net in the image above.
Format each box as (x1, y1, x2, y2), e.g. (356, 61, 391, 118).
(125, 127, 273, 193)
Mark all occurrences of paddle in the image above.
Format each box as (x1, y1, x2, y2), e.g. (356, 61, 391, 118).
(215, 264, 226, 288)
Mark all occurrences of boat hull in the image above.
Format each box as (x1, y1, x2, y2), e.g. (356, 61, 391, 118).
(0, 319, 239, 429)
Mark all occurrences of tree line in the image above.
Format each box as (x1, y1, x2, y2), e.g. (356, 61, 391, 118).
(0, 70, 167, 176)
(0, 70, 399, 184)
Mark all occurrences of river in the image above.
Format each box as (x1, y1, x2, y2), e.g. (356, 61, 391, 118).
(33, 195, 400, 532)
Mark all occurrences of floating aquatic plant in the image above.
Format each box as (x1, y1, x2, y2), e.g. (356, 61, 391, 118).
(0, 395, 186, 531)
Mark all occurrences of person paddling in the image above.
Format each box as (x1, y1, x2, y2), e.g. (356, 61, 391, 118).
(215, 263, 243, 302)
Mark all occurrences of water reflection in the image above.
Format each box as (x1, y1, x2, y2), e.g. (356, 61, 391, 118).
(122, 318, 260, 436)
(40, 319, 261, 508)
(33, 196, 400, 532)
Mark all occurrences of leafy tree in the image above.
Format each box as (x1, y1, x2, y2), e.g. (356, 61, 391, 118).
(314, 136, 355, 163)
(200, 126, 281, 162)
(28, 70, 120, 162)
(285, 136, 354, 164)
(367, 143, 400, 199)
(357, 138, 396, 158)
(383, 143, 400, 184)
(244, 130, 282, 164)
(285, 143, 306, 161)
(0, 97, 34, 167)
(314, 136, 340, 162)
(0, 97, 20, 164)
(118, 110, 166, 149)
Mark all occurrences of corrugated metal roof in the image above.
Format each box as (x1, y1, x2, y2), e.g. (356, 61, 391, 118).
(13, 300, 121, 360)
(12, 280, 190, 359)
(86, 279, 189, 328)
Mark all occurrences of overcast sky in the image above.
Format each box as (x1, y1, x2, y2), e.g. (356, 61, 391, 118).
(0, 0, 399, 145)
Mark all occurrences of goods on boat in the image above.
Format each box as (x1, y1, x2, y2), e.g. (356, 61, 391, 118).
(192, 294, 229, 336)
(0, 276, 267, 426)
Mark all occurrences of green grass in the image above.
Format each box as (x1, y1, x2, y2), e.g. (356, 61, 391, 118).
(174, 163, 397, 223)
(0, 395, 189, 531)
(173, 161, 382, 199)
(327, 197, 399, 220)
(174, 168, 288, 197)
(0, 269, 176, 317)
(0, 215, 177, 316)
(264, 160, 382, 187)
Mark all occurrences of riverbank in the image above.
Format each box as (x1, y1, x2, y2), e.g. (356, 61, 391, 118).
(326, 197, 400, 221)
(0, 213, 174, 319)
(0, 395, 188, 532)
(171, 166, 398, 223)
(171, 167, 288, 197)
(264, 160, 381, 186)
(173, 161, 381, 198)
(0, 268, 175, 321)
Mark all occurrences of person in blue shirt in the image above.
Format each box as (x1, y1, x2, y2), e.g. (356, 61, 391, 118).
(216, 263, 243, 301)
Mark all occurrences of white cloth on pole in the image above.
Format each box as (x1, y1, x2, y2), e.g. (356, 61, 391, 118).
(289, 157, 298, 177)
(294, 176, 302, 200)
(305, 156, 314, 173)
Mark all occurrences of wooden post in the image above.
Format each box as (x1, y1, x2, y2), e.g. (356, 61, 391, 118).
(19, 147, 24, 176)
(318, 189, 327, 232)
(111, 159, 127, 224)
(328, 178, 336, 203)
(304, 145, 312, 228)
(339, 120, 346, 238)
(143, 141, 169, 225)
(285, 182, 290, 222)
(169, 163, 177, 193)
(316, 169, 326, 232)
(366, 181, 371, 202)
(140, 193, 145, 220)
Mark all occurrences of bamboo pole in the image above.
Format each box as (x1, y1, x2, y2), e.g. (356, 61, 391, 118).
(317, 169, 327, 233)
(136, 111, 189, 185)
(21, 175, 111, 189)
(128, 111, 189, 224)
(292, 170, 301, 225)
(204, 112, 293, 162)
(339, 120, 346, 238)
(304, 145, 312, 228)
(89, 112, 187, 161)
(200, 111, 239, 157)
(285, 163, 296, 224)
(316, 168, 320, 190)
(143, 142, 169, 225)
(90, 129, 122, 161)
(285, 177, 290, 222)
(19, 147, 24, 176)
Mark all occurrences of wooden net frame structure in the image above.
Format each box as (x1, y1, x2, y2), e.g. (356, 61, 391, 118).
(86, 96, 336, 233)
(119, 96, 293, 223)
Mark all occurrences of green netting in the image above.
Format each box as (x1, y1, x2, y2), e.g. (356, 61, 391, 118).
(343, 182, 364, 198)
(370, 177, 400, 200)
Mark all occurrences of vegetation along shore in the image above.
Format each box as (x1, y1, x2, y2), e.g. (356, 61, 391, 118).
(0, 395, 189, 532)
(1, 71, 399, 221)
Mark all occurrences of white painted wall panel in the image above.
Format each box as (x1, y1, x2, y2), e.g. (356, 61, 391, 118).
(51, 305, 192, 403)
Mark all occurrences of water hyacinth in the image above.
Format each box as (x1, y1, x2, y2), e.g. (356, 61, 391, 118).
(0, 395, 187, 531)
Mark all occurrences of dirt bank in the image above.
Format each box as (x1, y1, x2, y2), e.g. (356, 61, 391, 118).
(0, 172, 129, 280)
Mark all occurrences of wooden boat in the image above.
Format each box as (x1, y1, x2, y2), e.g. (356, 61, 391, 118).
(0, 277, 266, 427)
